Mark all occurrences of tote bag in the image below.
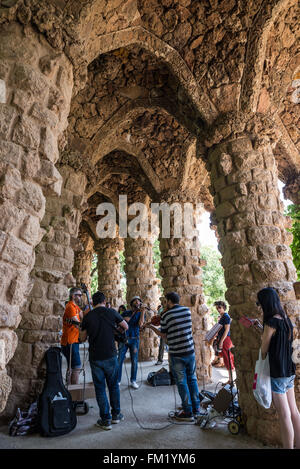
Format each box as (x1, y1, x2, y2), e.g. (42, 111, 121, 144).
(252, 349, 272, 409)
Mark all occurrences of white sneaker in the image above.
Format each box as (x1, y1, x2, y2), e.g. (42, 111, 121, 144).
(131, 381, 139, 389)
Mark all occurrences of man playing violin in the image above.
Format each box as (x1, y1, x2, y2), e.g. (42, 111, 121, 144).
(117, 296, 145, 389)
(144, 291, 201, 422)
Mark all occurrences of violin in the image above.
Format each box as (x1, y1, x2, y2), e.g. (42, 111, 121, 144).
(141, 308, 168, 330)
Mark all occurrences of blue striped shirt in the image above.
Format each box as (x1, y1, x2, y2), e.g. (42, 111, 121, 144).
(160, 305, 194, 356)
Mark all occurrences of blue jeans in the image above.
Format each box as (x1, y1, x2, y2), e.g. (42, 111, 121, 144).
(90, 356, 120, 421)
(61, 343, 81, 369)
(271, 375, 295, 394)
(170, 353, 200, 414)
(118, 338, 139, 383)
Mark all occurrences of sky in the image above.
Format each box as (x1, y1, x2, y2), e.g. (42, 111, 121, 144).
(198, 180, 291, 249)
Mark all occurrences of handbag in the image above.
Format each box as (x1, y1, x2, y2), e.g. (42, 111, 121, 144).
(252, 349, 272, 409)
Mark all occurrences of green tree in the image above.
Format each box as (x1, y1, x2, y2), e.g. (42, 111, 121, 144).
(153, 239, 163, 294)
(201, 245, 226, 321)
(285, 204, 300, 279)
(90, 253, 98, 295)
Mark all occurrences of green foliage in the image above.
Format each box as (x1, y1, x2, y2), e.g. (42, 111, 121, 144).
(153, 239, 163, 294)
(200, 245, 226, 321)
(90, 241, 227, 318)
(119, 251, 127, 300)
(90, 254, 98, 295)
(285, 204, 300, 280)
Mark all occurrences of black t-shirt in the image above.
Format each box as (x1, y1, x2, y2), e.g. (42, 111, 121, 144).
(81, 307, 124, 361)
(266, 316, 296, 378)
(217, 313, 231, 340)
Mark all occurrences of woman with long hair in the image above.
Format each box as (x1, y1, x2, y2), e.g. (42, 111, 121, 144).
(257, 287, 300, 449)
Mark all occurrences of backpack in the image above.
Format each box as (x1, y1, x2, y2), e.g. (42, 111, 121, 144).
(147, 367, 172, 386)
(9, 401, 38, 436)
(37, 347, 77, 437)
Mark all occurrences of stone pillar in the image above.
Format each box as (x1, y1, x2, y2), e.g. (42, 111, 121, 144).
(0, 22, 73, 417)
(95, 238, 124, 309)
(4, 166, 86, 417)
(206, 120, 300, 445)
(72, 232, 94, 292)
(157, 194, 212, 383)
(124, 236, 160, 361)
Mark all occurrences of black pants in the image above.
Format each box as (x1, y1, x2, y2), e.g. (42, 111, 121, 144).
(158, 337, 166, 362)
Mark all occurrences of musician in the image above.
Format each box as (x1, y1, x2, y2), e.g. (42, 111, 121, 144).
(144, 292, 201, 421)
(79, 291, 128, 430)
(117, 296, 145, 389)
(61, 287, 83, 385)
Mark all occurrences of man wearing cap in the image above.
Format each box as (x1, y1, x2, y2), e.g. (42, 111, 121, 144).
(117, 296, 145, 389)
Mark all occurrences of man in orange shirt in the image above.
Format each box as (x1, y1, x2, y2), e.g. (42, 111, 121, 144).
(61, 287, 83, 384)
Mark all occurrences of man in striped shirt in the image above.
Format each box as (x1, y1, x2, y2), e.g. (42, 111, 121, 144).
(145, 291, 200, 422)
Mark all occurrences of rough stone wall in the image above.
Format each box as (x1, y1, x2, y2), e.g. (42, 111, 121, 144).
(4, 165, 86, 417)
(95, 237, 124, 309)
(206, 119, 299, 445)
(124, 236, 160, 361)
(0, 22, 73, 415)
(0, 1, 298, 448)
(158, 193, 212, 382)
(72, 230, 94, 293)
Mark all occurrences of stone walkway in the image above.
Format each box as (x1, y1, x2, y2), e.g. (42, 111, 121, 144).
(0, 350, 272, 450)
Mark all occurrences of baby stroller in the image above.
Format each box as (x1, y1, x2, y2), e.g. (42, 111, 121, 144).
(196, 348, 244, 435)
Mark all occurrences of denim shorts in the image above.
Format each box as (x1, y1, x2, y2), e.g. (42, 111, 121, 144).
(61, 343, 81, 369)
(270, 375, 295, 394)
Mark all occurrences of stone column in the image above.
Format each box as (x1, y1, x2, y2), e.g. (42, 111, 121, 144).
(206, 116, 299, 445)
(124, 236, 160, 361)
(95, 238, 124, 309)
(0, 22, 73, 417)
(5, 166, 86, 417)
(157, 194, 212, 383)
(72, 232, 94, 292)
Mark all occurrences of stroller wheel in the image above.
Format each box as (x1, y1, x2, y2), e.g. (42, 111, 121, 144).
(82, 401, 89, 415)
(74, 401, 89, 415)
(228, 420, 240, 435)
(236, 414, 245, 426)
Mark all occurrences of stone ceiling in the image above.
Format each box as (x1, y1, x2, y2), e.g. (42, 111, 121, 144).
(1, 0, 298, 212)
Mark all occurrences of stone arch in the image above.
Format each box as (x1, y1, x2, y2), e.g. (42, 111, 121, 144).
(77, 26, 217, 125)
(92, 138, 163, 194)
(88, 98, 199, 162)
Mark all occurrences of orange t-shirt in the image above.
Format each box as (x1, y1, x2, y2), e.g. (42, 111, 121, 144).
(61, 301, 81, 346)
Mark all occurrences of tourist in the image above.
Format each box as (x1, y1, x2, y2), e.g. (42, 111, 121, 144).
(118, 304, 127, 315)
(79, 291, 128, 430)
(61, 287, 83, 385)
(117, 296, 145, 389)
(256, 287, 300, 449)
(155, 301, 167, 365)
(213, 300, 235, 383)
(145, 291, 201, 421)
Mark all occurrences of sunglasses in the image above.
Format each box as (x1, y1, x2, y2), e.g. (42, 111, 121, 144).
(75, 294, 82, 297)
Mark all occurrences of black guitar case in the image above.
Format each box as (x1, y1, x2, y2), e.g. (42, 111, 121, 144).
(38, 347, 77, 437)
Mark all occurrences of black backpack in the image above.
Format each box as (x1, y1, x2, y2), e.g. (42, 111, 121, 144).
(38, 347, 77, 437)
(147, 367, 172, 386)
